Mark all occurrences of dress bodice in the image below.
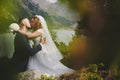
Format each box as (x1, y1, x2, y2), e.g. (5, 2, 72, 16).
(33, 29, 45, 46)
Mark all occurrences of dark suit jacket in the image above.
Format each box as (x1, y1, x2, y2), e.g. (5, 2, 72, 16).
(10, 32, 42, 73)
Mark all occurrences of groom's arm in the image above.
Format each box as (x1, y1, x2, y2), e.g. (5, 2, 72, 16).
(19, 33, 42, 56)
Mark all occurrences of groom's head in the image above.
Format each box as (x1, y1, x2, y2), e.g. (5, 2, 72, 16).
(19, 18, 31, 29)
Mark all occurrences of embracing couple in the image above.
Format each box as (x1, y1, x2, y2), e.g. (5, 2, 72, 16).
(9, 15, 74, 78)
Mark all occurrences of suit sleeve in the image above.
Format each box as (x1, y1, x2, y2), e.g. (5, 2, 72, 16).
(19, 34, 42, 56)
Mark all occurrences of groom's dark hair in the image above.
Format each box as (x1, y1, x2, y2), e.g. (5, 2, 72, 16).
(18, 17, 30, 24)
(18, 17, 25, 24)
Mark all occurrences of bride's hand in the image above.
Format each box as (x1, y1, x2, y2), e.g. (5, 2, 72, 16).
(40, 37, 46, 44)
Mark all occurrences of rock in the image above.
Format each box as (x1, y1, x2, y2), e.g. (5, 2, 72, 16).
(17, 70, 42, 80)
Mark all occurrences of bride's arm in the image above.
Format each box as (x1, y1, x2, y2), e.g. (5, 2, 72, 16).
(18, 30, 42, 38)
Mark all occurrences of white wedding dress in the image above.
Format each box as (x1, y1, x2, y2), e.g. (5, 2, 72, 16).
(27, 15, 74, 78)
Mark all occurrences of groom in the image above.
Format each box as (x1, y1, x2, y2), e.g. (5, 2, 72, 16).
(10, 18, 44, 74)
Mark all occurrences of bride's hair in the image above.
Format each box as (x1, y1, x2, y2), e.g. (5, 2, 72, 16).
(36, 21, 42, 29)
(31, 16, 42, 30)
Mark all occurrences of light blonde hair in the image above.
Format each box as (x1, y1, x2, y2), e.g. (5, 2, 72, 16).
(32, 16, 42, 30)
(36, 20, 42, 29)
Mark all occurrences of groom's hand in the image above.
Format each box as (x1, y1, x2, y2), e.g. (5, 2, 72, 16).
(40, 37, 46, 44)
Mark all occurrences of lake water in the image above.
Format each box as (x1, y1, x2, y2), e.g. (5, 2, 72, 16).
(0, 33, 15, 58)
(52, 29, 75, 45)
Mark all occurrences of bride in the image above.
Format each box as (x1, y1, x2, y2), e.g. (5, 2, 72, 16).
(17, 15, 74, 77)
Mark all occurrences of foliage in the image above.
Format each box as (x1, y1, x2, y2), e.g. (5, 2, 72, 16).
(50, 30, 57, 41)
(16, 64, 107, 80)
(106, 63, 120, 80)
(0, 0, 32, 33)
(0, 0, 19, 33)
(34, 74, 57, 80)
(51, 33, 88, 67)
(55, 42, 69, 57)
(59, 64, 103, 80)
(50, 30, 70, 57)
